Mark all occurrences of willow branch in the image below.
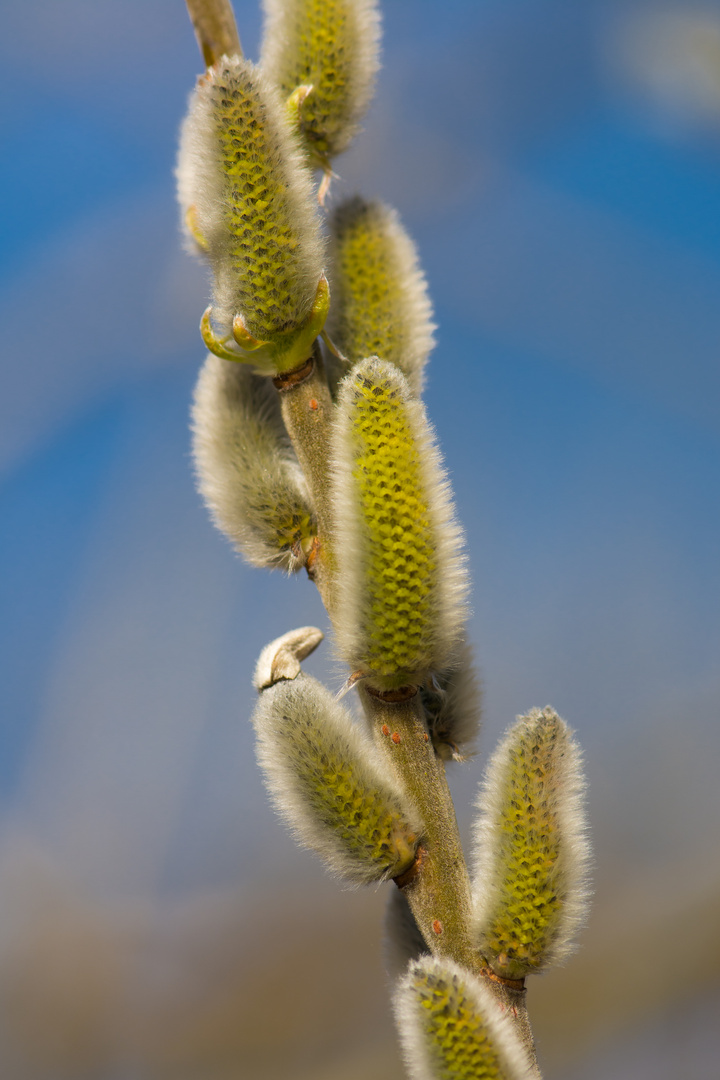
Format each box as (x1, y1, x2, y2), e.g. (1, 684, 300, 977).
(185, 0, 242, 67)
(273, 349, 337, 611)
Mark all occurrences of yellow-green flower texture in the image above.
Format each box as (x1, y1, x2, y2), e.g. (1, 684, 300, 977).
(395, 957, 531, 1080)
(261, 0, 380, 163)
(177, 55, 325, 367)
(329, 197, 435, 395)
(253, 674, 423, 883)
(332, 359, 466, 690)
(472, 707, 590, 980)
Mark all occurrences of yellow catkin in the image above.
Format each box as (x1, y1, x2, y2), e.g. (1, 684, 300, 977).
(261, 0, 381, 162)
(253, 674, 422, 883)
(472, 708, 590, 979)
(333, 360, 466, 689)
(177, 56, 325, 366)
(211, 62, 318, 338)
(192, 356, 316, 571)
(351, 376, 435, 678)
(395, 957, 530, 1080)
(328, 197, 435, 395)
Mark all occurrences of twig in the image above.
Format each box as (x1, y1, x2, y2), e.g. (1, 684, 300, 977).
(185, 0, 243, 67)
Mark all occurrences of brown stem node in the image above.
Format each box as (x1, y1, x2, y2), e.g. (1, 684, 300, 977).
(272, 355, 315, 391)
(479, 966, 526, 992)
(365, 684, 418, 703)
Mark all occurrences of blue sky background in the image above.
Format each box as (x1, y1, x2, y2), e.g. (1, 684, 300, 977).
(1, 2, 719, 1077)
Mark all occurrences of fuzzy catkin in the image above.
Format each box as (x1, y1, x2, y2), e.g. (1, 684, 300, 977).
(472, 707, 591, 979)
(260, 0, 381, 162)
(384, 889, 427, 981)
(331, 358, 467, 690)
(328, 197, 435, 395)
(253, 673, 423, 884)
(177, 55, 325, 343)
(394, 956, 532, 1080)
(420, 636, 481, 761)
(192, 354, 316, 571)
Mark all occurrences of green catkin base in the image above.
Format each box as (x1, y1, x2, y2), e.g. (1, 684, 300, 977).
(253, 675, 422, 883)
(261, 0, 380, 161)
(473, 708, 590, 980)
(396, 957, 530, 1080)
(329, 197, 434, 394)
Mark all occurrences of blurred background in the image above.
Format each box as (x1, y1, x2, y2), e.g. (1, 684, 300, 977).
(1, 0, 719, 1076)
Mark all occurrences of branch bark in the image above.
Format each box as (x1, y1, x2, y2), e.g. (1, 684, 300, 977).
(185, 0, 243, 67)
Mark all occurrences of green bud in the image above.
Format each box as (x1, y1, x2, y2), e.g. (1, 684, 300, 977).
(253, 671, 423, 884)
(192, 355, 316, 570)
(331, 358, 467, 690)
(472, 707, 591, 980)
(328, 197, 435, 395)
(394, 956, 532, 1080)
(177, 56, 327, 373)
(260, 0, 381, 165)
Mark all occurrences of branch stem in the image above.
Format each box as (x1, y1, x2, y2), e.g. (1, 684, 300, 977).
(274, 349, 337, 611)
(273, 345, 542, 1074)
(360, 685, 541, 1074)
(359, 686, 476, 967)
(184, 0, 242, 67)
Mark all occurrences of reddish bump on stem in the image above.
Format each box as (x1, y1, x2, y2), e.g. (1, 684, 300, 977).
(381, 724, 390, 736)
(309, 398, 319, 410)
(391, 732, 401, 744)
(305, 536, 321, 579)
(432, 919, 443, 935)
